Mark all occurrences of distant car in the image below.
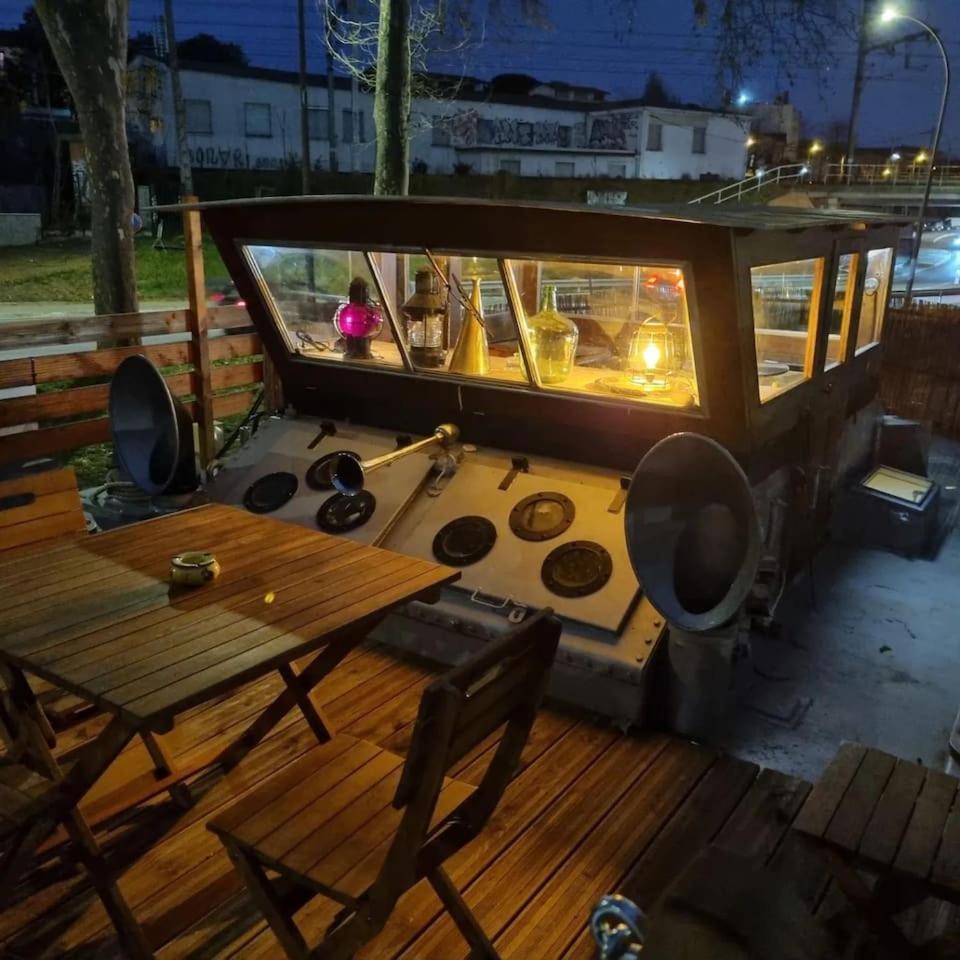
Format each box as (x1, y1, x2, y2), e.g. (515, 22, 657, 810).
(207, 279, 246, 308)
(640, 271, 685, 305)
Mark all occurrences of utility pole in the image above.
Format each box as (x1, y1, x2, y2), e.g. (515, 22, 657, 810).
(324, 1, 339, 172)
(163, 0, 194, 197)
(297, 0, 311, 193)
(846, 0, 927, 171)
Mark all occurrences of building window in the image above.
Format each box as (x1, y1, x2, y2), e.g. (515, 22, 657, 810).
(499, 159, 521, 175)
(608, 161, 627, 178)
(342, 109, 365, 142)
(692, 126, 706, 154)
(646, 121, 663, 151)
(477, 119, 494, 145)
(185, 99, 212, 135)
(308, 108, 329, 140)
(244, 102, 271, 138)
(432, 116, 451, 146)
(752, 257, 825, 403)
(558, 125, 572, 148)
(555, 161, 575, 177)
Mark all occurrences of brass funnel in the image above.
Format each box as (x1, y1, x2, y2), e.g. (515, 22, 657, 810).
(449, 278, 489, 376)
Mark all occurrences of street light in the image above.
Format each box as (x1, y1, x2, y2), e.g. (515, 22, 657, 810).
(879, 6, 951, 306)
(737, 91, 751, 107)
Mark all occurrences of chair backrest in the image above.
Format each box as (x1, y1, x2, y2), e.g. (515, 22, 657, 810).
(372, 609, 561, 903)
(0, 467, 86, 555)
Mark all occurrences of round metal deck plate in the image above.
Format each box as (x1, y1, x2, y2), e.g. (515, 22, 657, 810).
(306, 450, 360, 492)
(432, 516, 497, 567)
(541, 540, 612, 598)
(243, 472, 299, 514)
(509, 491, 575, 542)
(316, 490, 376, 533)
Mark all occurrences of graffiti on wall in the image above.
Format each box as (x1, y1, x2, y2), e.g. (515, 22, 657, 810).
(188, 145, 288, 170)
(587, 114, 633, 150)
(443, 109, 634, 152)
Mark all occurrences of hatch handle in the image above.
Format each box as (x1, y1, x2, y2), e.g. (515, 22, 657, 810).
(470, 589, 511, 610)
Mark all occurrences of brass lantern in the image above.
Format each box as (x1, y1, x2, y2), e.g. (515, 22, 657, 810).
(402, 269, 447, 368)
(625, 318, 675, 389)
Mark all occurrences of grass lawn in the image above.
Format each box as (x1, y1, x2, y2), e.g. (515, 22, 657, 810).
(0, 236, 228, 303)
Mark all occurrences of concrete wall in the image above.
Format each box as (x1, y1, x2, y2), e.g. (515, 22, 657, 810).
(0, 213, 41, 246)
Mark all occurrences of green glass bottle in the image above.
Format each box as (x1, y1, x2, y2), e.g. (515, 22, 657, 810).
(526, 284, 578, 384)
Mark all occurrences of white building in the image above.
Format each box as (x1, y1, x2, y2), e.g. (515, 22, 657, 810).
(127, 58, 750, 181)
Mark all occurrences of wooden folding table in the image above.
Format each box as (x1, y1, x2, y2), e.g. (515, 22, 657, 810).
(793, 742, 960, 959)
(0, 503, 458, 958)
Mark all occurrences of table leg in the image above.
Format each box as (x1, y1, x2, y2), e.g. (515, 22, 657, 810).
(0, 664, 154, 958)
(278, 663, 334, 744)
(815, 844, 915, 959)
(217, 629, 371, 769)
(140, 730, 194, 809)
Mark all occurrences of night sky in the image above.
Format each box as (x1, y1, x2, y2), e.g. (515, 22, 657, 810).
(2, 0, 957, 155)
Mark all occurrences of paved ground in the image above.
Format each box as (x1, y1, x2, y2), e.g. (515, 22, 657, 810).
(0, 299, 186, 321)
(719, 439, 960, 783)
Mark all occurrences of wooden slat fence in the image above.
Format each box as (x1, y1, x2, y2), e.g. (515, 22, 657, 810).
(880, 302, 960, 437)
(0, 304, 263, 467)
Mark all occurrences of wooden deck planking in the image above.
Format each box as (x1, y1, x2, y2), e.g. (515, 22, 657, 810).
(0, 646, 833, 960)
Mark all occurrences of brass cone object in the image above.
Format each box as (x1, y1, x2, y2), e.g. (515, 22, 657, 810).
(449, 278, 489, 376)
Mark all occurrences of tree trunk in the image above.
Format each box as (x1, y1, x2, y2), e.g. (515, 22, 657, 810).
(373, 0, 410, 196)
(35, 0, 138, 315)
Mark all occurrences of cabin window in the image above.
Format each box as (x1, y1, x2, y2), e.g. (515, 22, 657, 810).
(505, 258, 701, 408)
(241, 245, 405, 369)
(825, 252, 858, 370)
(856, 248, 893, 352)
(751, 257, 824, 403)
(385, 253, 529, 385)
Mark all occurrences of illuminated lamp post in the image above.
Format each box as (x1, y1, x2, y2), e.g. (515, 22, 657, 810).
(880, 6, 951, 306)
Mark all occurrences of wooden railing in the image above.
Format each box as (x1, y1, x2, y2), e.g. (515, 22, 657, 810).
(880, 302, 960, 437)
(0, 306, 263, 467)
(0, 201, 268, 472)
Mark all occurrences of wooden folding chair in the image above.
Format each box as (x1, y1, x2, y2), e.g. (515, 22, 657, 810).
(209, 608, 562, 960)
(0, 466, 90, 748)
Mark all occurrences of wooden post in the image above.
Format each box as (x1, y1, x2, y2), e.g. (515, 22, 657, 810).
(183, 197, 215, 465)
(262, 353, 285, 415)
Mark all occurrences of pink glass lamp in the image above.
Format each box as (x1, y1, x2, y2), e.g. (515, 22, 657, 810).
(335, 277, 383, 359)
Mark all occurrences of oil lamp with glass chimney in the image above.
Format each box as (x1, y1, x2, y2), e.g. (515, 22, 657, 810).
(334, 276, 383, 360)
(402, 268, 447, 368)
(627, 318, 673, 391)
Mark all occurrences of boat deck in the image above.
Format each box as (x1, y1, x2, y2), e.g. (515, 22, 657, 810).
(2, 643, 842, 958)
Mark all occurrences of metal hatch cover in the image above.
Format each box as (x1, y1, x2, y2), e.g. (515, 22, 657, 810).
(385, 460, 639, 633)
(208, 418, 436, 546)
